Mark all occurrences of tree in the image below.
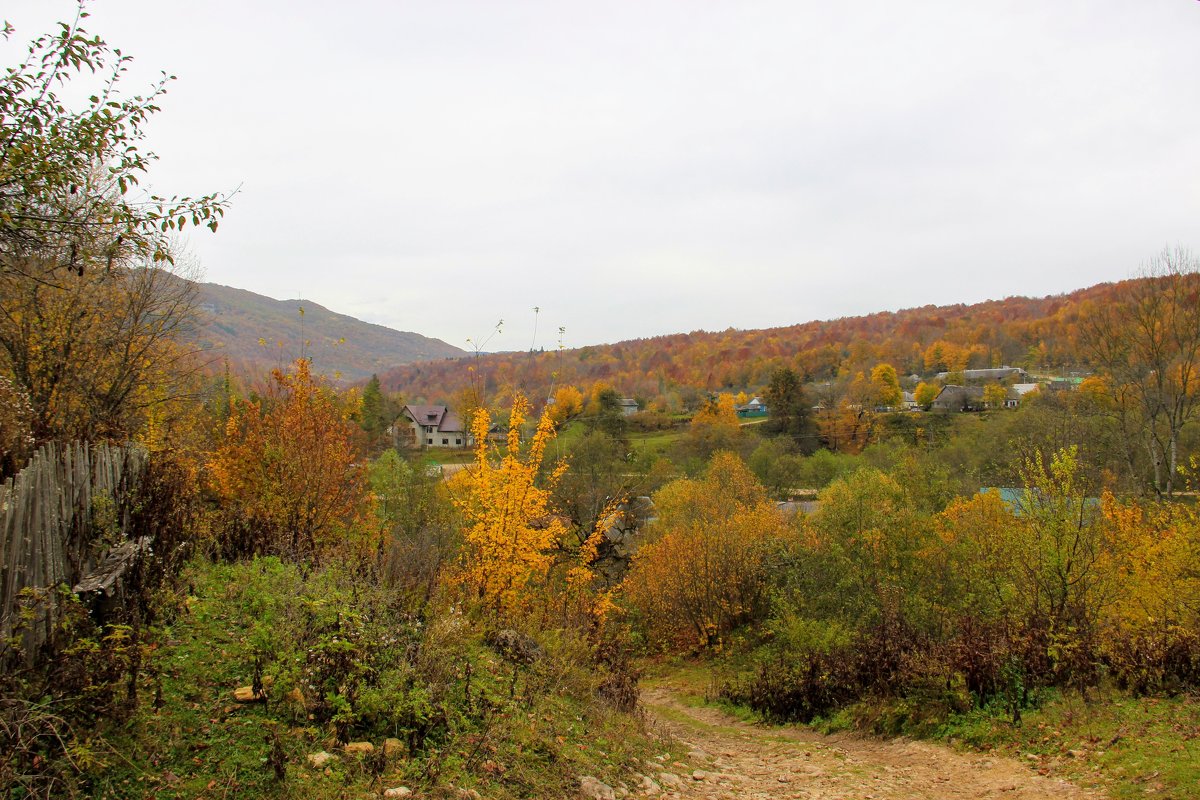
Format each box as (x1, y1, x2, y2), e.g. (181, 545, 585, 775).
(0, 260, 202, 447)
(0, 375, 33, 476)
(208, 358, 365, 559)
(546, 384, 584, 429)
(763, 367, 818, 453)
(357, 374, 400, 450)
(983, 383, 1008, 410)
(451, 394, 567, 616)
(914, 381, 939, 409)
(869, 363, 902, 409)
(1079, 248, 1200, 496)
(0, 5, 230, 452)
(1, 4, 228, 281)
(623, 453, 788, 648)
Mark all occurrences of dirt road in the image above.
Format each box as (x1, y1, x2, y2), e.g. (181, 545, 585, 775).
(637, 684, 1106, 800)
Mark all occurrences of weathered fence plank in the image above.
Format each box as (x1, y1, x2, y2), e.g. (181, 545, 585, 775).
(0, 442, 147, 664)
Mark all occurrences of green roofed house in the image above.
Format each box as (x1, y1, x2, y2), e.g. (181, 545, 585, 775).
(736, 397, 768, 418)
(979, 487, 1101, 517)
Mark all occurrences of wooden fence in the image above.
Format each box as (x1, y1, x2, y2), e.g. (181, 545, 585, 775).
(0, 441, 146, 664)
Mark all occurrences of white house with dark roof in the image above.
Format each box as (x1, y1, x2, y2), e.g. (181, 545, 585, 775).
(395, 404, 468, 449)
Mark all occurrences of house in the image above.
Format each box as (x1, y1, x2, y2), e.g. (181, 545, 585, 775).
(395, 404, 468, 448)
(930, 385, 985, 412)
(736, 397, 768, 418)
(902, 391, 919, 411)
(1006, 383, 1039, 408)
(980, 487, 1100, 518)
(934, 366, 1030, 383)
(616, 398, 639, 416)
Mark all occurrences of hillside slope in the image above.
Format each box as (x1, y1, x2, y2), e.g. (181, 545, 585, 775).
(193, 282, 465, 382)
(377, 279, 1127, 404)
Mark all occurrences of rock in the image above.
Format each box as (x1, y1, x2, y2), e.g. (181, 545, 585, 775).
(656, 772, 683, 789)
(307, 751, 336, 768)
(232, 686, 263, 703)
(579, 775, 616, 800)
(688, 748, 710, 761)
(691, 770, 711, 781)
(1067, 749, 1087, 759)
(383, 737, 404, 757)
(383, 789, 412, 798)
(456, 790, 481, 800)
(637, 774, 661, 796)
(344, 741, 374, 755)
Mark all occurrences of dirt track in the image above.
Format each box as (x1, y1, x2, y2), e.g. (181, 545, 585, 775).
(637, 684, 1106, 800)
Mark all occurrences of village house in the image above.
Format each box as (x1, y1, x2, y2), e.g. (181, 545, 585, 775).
(394, 404, 468, 449)
(616, 398, 639, 416)
(735, 397, 768, 418)
(930, 385, 985, 412)
(934, 366, 1030, 383)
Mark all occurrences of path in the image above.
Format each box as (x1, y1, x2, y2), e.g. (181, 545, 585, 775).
(635, 684, 1106, 800)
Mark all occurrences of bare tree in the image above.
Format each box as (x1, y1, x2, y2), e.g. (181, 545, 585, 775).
(1080, 247, 1200, 496)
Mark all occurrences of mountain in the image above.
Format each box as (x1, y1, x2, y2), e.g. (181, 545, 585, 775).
(191, 283, 465, 382)
(376, 279, 1131, 405)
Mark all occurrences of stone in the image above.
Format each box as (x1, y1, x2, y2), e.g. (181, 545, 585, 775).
(637, 774, 662, 796)
(306, 751, 336, 768)
(383, 788, 412, 798)
(579, 775, 616, 800)
(656, 772, 683, 789)
(691, 769, 711, 781)
(344, 741, 374, 755)
(383, 737, 404, 757)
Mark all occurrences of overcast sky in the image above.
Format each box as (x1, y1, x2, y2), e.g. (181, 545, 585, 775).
(7, 1, 1200, 350)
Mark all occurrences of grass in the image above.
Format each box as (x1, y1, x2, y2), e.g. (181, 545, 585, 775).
(79, 558, 657, 800)
(936, 689, 1200, 800)
(554, 420, 688, 460)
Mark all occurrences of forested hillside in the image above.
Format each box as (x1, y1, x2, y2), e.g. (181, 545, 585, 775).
(378, 279, 1126, 406)
(194, 282, 465, 382)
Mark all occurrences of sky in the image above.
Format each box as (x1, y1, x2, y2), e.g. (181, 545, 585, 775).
(6, 1, 1200, 351)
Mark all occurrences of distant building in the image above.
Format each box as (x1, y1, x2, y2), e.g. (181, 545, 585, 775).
(934, 366, 1029, 383)
(395, 404, 468, 448)
(979, 487, 1100, 517)
(615, 397, 639, 416)
(930, 385, 985, 412)
(736, 397, 768, 418)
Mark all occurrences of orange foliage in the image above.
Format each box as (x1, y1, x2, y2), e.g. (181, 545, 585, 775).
(208, 358, 365, 558)
(622, 453, 788, 649)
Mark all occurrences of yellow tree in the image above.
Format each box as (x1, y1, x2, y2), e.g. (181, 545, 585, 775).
(869, 363, 902, 408)
(452, 394, 568, 615)
(546, 384, 584, 429)
(914, 381, 939, 409)
(983, 383, 1009, 409)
